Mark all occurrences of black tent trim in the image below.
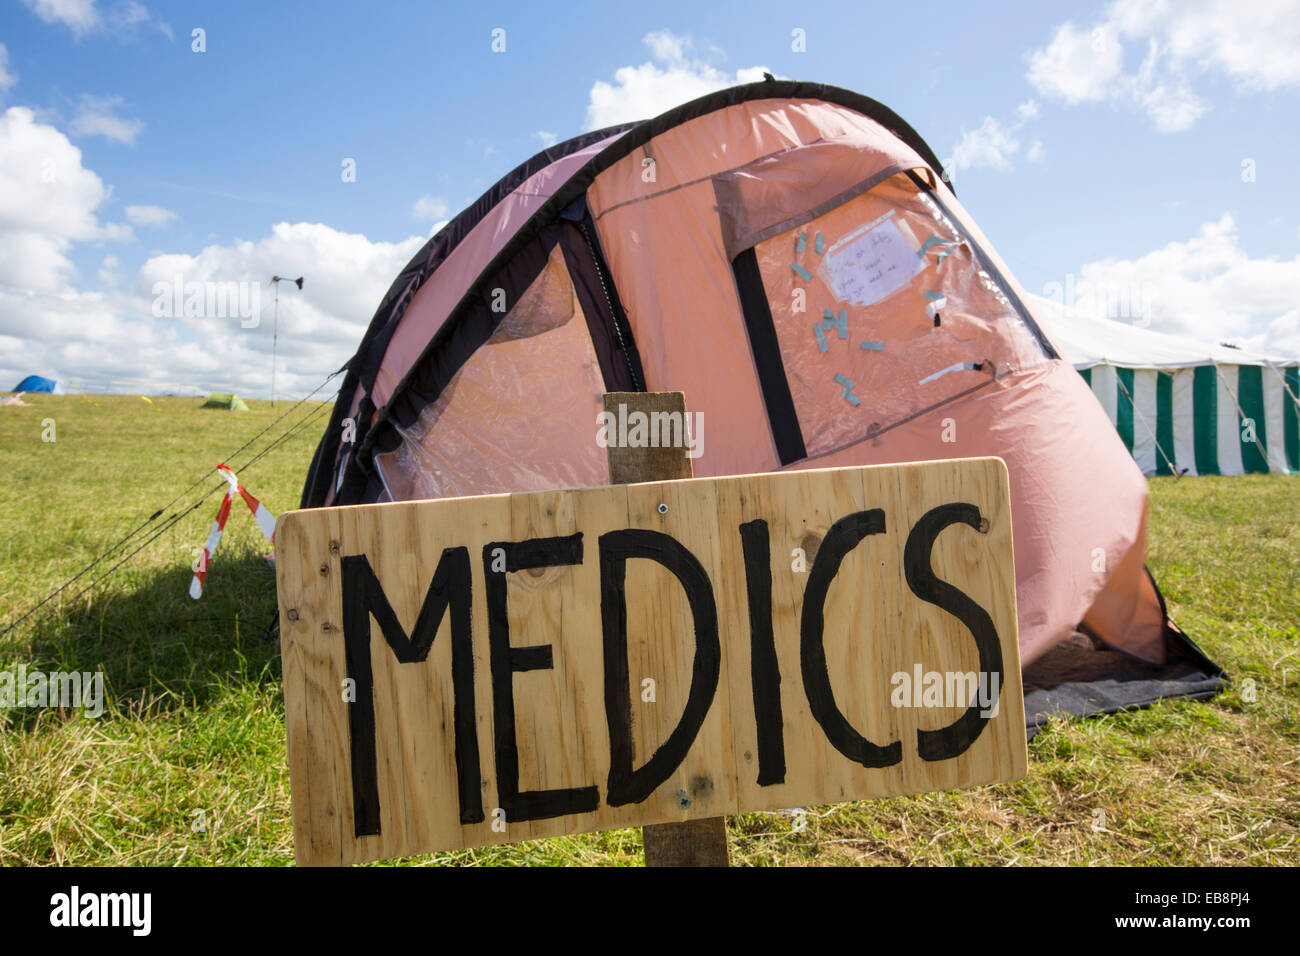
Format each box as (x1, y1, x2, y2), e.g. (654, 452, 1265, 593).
(904, 170, 1059, 361)
(329, 214, 643, 507)
(732, 247, 807, 464)
(337, 80, 952, 500)
(351, 122, 642, 394)
(570, 200, 645, 392)
(379, 222, 571, 458)
(300, 123, 640, 508)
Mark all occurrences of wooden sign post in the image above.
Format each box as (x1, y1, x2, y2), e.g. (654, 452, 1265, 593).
(276, 440, 1026, 866)
(602, 392, 729, 867)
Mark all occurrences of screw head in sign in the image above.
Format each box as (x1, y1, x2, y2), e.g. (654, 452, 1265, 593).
(657, 503, 668, 514)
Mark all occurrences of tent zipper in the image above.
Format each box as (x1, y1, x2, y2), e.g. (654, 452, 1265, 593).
(579, 218, 643, 391)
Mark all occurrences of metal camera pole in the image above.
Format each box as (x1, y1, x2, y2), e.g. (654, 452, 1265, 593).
(269, 275, 304, 407)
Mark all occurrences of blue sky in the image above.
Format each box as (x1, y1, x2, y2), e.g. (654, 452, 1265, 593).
(2, 0, 1297, 396)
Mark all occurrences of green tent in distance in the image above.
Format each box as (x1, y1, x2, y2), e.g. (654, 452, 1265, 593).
(201, 392, 250, 411)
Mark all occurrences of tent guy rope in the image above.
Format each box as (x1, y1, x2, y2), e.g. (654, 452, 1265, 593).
(0, 376, 339, 638)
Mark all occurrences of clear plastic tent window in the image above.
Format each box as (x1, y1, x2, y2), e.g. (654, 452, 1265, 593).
(374, 245, 610, 501)
(752, 172, 1049, 458)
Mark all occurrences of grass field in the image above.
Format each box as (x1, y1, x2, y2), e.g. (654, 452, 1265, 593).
(1, 394, 1297, 866)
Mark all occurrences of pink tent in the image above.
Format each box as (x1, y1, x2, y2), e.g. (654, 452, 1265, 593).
(302, 80, 1206, 685)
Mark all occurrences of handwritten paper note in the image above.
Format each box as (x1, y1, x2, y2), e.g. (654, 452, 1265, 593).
(822, 213, 924, 307)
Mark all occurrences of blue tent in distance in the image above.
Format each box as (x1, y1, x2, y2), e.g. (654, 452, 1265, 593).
(12, 375, 58, 393)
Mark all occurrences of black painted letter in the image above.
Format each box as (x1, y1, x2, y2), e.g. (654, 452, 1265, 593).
(599, 529, 720, 806)
(484, 534, 600, 822)
(738, 519, 786, 786)
(903, 503, 1002, 761)
(341, 549, 482, 836)
(800, 510, 902, 768)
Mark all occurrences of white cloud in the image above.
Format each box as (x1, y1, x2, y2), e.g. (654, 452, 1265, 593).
(951, 116, 1021, 172)
(1072, 214, 1300, 357)
(125, 203, 175, 226)
(411, 195, 450, 221)
(1136, 74, 1208, 132)
(1027, 0, 1300, 132)
(98, 254, 118, 286)
(643, 29, 688, 64)
(0, 44, 17, 97)
(107, 0, 170, 40)
(134, 222, 423, 347)
(584, 30, 775, 130)
(1109, 0, 1300, 92)
(533, 130, 558, 149)
(22, 0, 171, 40)
(428, 219, 449, 238)
(950, 93, 1044, 177)
(1, 222, 426, 396)
(1126, 38, 1209, 132)
(1027, 21, 1124, 104)
(69, 95, 143, 144)
(0, 105, 426, 397)
(0, 106, 130, 292)
(0, 232, 83, 294)
(22, 0, 99, 37)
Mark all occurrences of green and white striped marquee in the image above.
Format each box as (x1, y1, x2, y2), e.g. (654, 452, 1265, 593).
(1030, 294, 1300, 477)
(1078, 363, 1300, 476)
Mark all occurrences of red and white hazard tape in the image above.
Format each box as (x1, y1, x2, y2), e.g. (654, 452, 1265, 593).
(188, 463, 277, 600)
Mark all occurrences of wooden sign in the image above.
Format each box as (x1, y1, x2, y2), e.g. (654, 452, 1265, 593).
(276, 458, 1026, 865)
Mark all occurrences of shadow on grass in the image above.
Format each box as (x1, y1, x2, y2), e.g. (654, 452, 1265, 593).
(13, 548, 282, 722)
